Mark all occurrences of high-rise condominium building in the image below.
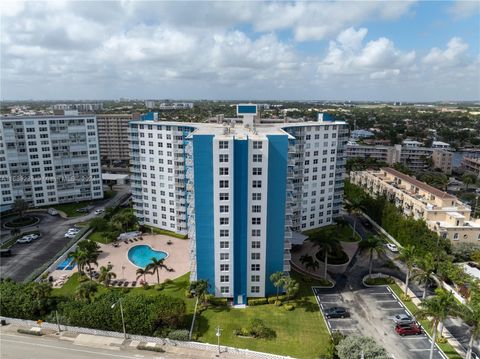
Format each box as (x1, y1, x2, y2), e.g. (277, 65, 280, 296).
(129, 105, 347, 303)
(0, 113, 103, 212)
(97, 113, 139, 166)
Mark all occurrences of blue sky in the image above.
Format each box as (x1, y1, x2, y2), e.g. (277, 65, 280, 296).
(1, 1, 479, 101)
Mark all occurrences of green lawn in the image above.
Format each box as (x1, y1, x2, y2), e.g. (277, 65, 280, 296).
(389, 284, 463, 359)
(53, 271, 330, 358)
(52, 191, 117, 217)
(196, 272, 330, 359)
(143, 225, 188, 239)
(87, 230, 111, 244)
(304, 223, 361, 242)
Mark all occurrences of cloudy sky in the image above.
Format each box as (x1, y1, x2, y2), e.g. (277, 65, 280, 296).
(1, 1, 479, 101)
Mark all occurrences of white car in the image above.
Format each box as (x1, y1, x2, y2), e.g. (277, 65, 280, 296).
(27, 233, 40, 240)
(47, 208, 59, 216)
(387, 243, 399, 252)
(94, 209, 104, 215)
(17, 236, 33, 244)
(67, 228, 80, 233)
(64, 233, 77, 239)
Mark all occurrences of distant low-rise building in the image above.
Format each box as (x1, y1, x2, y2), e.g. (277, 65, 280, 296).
(351, 129, 374, 139)
(432, 141, 451, 150)
(462, 156, 480, 178)
(52, 103, 103, 112)
(350, 167, 480, 244)
(158, 102, 194, 110)
(346, 143, 453, 174)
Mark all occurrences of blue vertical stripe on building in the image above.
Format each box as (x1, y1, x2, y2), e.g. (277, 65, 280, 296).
(265, 135, 288, 295)
(233, 139, 249, 304)
(192, 135, 215, 293)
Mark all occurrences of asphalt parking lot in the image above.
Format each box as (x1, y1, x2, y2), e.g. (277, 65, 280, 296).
(314, 285, 447, 359)
(0, 213, 75, 281)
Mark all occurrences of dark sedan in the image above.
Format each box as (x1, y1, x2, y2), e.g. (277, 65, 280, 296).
(324, 307, 350, 319)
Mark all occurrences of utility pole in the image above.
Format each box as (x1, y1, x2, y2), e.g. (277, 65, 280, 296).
(55, 310, 61, 333)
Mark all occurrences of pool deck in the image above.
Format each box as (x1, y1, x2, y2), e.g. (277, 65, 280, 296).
(50, 234, 190, 287)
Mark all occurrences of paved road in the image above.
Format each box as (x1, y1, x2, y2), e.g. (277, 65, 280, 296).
(0, 186, 130, 282)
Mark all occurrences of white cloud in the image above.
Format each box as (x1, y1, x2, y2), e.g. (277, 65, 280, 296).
(448, 1, 480, 20)
(318, 28, 416, 77)
(423, 37, 469, 68)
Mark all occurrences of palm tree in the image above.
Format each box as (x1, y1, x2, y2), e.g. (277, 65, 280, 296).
(344, 195, 364, 239)
(435, 289, 457, 338)
(299, 254, 320, 272)
(456, 293, 480, 359)
(75, 281, 98, 303)
(396, 245, 416, 296)
(98, 264, 116, 286)
(412, 253, 436, 300)
(13, 198, 29, 219)
(359, 235, 385, 277)
(416, 295, 444, 359)
(136, 268, 151, 283)
(146, 257, 169, 284)
(463, 172, 477, 190)
(283, 277, 300, 300)
(308, 235, 341, 280)
(68, 247, 88, 275)
(269, 271, 286, 300)
(189, 279, 210, 304)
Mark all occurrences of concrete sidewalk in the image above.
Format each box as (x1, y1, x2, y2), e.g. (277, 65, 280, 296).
(0, 323, 285, 359)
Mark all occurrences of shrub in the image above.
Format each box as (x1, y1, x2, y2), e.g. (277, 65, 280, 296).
(167, 329, 190, 341)
(336, 335, 388, 359)
(317, 278, 333, 287)
(284, 304, 295, 311)
(247, 298, 268, 306)
(267, 297, 276, 304)
(164, 279, 173, 285)
(275, 300, 282, 306)
(400, 294, 411, 302)
(156, 283, 165, 291)
(246, 318, 276, 339)
(185, 290, 193, 298)
(208, 297, 228, 307)
(137, 343, 165, 352)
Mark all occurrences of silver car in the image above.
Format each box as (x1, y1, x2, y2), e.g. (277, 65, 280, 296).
(393, 314, 414, 325)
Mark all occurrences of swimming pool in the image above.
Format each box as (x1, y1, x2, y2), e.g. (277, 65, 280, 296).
(56, 257, 76, 270)
(127, 245, 168, 269)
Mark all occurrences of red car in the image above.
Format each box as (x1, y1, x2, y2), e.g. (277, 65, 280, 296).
(395, 322, 423, 336)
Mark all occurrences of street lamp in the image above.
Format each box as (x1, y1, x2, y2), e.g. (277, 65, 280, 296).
(121, 265, 126, 280)
(215, 325, 222, 356)
(111, 298, 127, 340)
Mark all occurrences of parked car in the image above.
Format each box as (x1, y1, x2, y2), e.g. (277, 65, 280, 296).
(17, 236, 33, 244)
(393, 314, 414, 325)
(0, 249, 12, 257)
(26, 233, 40, 240)
(76, 207, 90, 213)
(386, 243, 399, 252)
(324, 307, 349, 319)
(361, 218, 372, 229)
(395, 322, 422, 336)
(47, 208, 59, 216)
(94, 208, 104, 215)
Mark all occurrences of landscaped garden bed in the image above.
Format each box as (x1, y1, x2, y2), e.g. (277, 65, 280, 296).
(3, 216, 39, 228)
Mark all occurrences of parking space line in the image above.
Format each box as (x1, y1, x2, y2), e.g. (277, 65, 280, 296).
(375, 299, 399, 303)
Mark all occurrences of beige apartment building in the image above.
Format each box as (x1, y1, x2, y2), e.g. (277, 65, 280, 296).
(463, 156, 480, 178)
(97, 114, 139, 166)
(350, 167, 480, 244)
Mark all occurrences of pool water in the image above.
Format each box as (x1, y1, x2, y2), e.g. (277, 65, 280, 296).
(56, 257, 76, 270)
(127, 245, 167, 269)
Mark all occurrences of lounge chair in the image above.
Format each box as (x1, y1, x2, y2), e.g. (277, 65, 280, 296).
(139, 237, 143, 241)
(134, 238, 138, 242)
(124, 240, 128, 244)
(111, 280, 118, 286)
(117, 281, 124, 286)
(131, 281, 136, 287)
(124, 281, 129, 287)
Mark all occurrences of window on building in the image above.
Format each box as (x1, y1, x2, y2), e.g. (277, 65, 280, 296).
(220, 229, 229, 237)
(252, 193, 262, 201)
(220, 275, 229, 283)
(219, 154, 229, 162)
(219, 180, 229, 188)
(252, 180, 262, 188)
(251, 286, 260, 293)
(220, 253, 229, 260)
(220, 264, 229, 271)
(219, 193, 229, 201)
(251, 264, 260, 271)
(251, 253, 260, 260)
(252, 217, 261, 225)
(220, 286, 229, 294)
(252, 229, 261, 237)
(251, 241, 261, 249)
(253, 141, 262, 149)
(219, 167, 229, 176)
(253, 154, 262, 162)
(220, 217, 229, 225)
(219, 141, 229, 149)
(251, 275, 260, 282)
(220, 241, 229, 248)
(252, 167, 262, 175)
(220, 205, 229, 213)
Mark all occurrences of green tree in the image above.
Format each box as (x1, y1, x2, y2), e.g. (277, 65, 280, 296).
(463, 172, 477, 190)
(344, 195, 365, 240)
(396, 245, 416, 295)
(308, 232, 341, 280)
(68, 247, 88, 275)
(98, 264, 117, 287)
(336, 335, 388, 359)
(75, 281, 98, 303)
(136, 268, 151, 283)
(189, 279, 210, 304)
(90, 217, 109, 232)
(74, 240, 101, 280)
(359, 235, 385, 277)
(412, 253, 436, 300)
(269, 271, 286, 300)
(456, 292, 480, 359)
(12, 198, 29, 219)
(283, 277, 300, 300)
(146, 257, 169, 284)
(112, 209, 138, 232)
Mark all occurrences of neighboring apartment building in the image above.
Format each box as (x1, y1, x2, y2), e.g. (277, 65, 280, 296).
(129, 106, 347, 303)
(462, 156, 480, 178)
(350, 168, 480, 244)
(97, 113, 139, 166)
(53, 103, 103, 112)
(0, 113, 103, 212)
(346, 143, 453, 174)
(158, 102, 194, 110)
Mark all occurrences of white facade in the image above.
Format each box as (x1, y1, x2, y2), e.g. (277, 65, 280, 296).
(0, 115, 103, 211)
(129, 113, 347, 300)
